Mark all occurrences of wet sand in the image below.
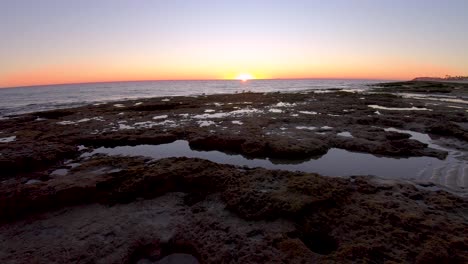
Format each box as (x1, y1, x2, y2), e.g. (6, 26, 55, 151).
(0, 81, 467, 263)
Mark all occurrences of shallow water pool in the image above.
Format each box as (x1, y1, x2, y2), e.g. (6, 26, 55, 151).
(83, 140, 467, 189)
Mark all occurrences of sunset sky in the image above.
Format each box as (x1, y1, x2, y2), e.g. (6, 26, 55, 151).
(1, 0, 467, 88)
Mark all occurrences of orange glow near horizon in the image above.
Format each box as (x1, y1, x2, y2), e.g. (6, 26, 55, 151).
(0, 60, 459, 88)
(0, 54, 462, 87)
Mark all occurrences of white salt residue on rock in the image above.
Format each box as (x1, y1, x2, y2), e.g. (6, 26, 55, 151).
(434, 98, 468, 104)
(118, 124, 134, 130)
(275, 102, 296, 107)
(153, 115, 168, 120)
(194, 108, 263, 119)
(134, 120, 177, 128)
(161, 98, 171, 102)
(57, 117, 104, 125)
(133, 121, 159, 129)
(193, 108, 263, 119)
(204, 109, 216, 113)
(197, 120, 215, 127)
(296, 126, 317, 131)
(447, 105, 463, 109)
(194, 112, 229, 119)
(80, 117, 104, 122)
(230, 108, 262, 115)
(134, 102, 143, 106)
(0, 136, 16, 143)
(401, 93, 468, 104)
(232, 121, 243, 125)
(368, 105, 431, 111)
(57, 121, 76, 125)
(337, 131, 353, 138)
(114, 104, 125, 108)
(155, 120, 178, 127)
(269, 108, 283, 113)
(299, 111, 317, 115)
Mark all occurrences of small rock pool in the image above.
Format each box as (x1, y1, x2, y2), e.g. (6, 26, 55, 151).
(83, 135, 468, 190)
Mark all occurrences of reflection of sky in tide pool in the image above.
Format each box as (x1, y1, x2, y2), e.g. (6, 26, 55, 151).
(83, 140, 450, 183)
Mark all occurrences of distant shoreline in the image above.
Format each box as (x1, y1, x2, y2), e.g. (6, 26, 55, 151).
(412, 77, 468, 83)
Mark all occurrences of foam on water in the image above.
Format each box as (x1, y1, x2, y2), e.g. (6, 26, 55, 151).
(368, 105, 431, 111)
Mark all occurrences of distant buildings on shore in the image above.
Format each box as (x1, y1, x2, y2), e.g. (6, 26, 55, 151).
(413, 75, 468, 82)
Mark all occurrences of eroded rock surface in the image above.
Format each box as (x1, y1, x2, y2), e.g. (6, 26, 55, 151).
(0, 156, 467, 263)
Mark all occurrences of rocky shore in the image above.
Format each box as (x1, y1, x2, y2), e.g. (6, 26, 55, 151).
(0, 81, 467, 263)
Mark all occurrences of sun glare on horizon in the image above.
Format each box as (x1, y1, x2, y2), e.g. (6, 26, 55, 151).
(236, 73, 254, 82)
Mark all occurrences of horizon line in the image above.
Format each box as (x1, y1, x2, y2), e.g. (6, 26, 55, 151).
(0, 77, 405, 90)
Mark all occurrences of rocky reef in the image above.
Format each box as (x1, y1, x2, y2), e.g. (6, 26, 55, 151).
(0, 81, 467, 263)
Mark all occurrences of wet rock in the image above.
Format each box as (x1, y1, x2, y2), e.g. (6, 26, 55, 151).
(0, 156, 467, 263)
(79, 132, 177, 147)
(429, 122, 468, 141)
(266, 137, 328, 159)
(0, 143, 78, 178)
(35, 109, 74, 119)
(240, 139, 267, 156)
(189, 135, 246, 153)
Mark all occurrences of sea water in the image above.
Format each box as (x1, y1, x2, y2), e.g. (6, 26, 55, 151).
(0, 79, 386, 117)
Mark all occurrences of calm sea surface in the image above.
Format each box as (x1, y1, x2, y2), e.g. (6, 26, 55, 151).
(0, 79, 388, 117)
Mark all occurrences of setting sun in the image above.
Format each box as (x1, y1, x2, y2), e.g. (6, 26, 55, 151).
(236, 73, 254, 82)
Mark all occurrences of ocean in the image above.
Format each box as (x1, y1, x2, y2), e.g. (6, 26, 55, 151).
(0, 79, 388, 117)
